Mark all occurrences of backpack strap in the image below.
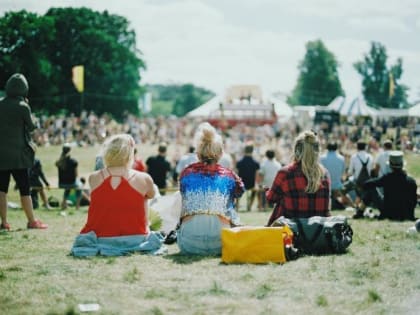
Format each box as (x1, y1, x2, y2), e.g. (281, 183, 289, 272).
(357, 155, 369, 166)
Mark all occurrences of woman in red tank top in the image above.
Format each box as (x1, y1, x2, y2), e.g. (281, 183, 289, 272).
(71, 134, 163, 257)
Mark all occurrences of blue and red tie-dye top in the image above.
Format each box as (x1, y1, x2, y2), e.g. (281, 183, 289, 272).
(179, 162, 245, 225)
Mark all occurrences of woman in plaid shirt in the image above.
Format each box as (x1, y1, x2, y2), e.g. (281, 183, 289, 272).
(266, 130, 331, 226)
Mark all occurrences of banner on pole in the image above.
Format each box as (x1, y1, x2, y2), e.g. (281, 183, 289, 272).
(72, 65, 84, 93)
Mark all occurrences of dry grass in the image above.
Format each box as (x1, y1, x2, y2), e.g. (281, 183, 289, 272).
(1, 208, 419, 315)
(1, 145, 419, 315)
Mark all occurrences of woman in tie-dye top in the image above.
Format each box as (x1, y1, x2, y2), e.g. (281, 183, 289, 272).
(177, 122, 244, 255)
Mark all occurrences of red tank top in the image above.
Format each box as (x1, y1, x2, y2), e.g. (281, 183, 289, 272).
(80, 170, 148, 237)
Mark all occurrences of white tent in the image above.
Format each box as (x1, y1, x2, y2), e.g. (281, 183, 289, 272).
(376, 108, 409, 118)
(326, 96, 345, 112)
(186, 96, 222, 118)
(336, 96, 378, 117)
(271, 98, 293, 118)
(408, 103, 420, 117)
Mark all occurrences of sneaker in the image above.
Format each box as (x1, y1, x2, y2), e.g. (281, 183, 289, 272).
(27, 219, 48, 229)
(0, 222, 11, 231)
(352, 209, 364, 219)
(164, 230, 177, 245)
(42, 203, 52, 210)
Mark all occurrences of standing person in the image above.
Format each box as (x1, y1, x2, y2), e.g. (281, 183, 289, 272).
(258, 149, 282, 211)
(266, 130, 330, 226)
(236, 143, 260, 211)
(347, 140, 374, 218)
(0, 73, 47, 230)
(29, 157, 51, 209)
(178, 122, 245, 255)
(55, 144, 81, 209)
(175, 146, 198, 175)
(320, 141, 353, 209)
(360, 151, 417, 221)
(71, 134, 163, 256)
(146, 142, 171, 195)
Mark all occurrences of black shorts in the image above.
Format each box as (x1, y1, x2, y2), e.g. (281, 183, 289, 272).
(0, 169, 31, 195)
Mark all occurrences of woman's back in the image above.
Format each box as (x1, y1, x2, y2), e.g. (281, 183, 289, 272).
(81, 169, 148, 237)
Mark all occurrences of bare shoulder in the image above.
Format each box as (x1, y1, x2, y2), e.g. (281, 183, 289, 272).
(129, 170, 154, 197)
(89, 170, 105, 190)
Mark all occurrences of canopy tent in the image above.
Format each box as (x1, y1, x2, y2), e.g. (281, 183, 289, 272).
(186, 96, 222, 118)
(376, 108, 409, 118)
(408, 103, 420, 117)
(326, 96, 345, 112)
(271, 98, 293, 118)
(327, 96, 378, 117)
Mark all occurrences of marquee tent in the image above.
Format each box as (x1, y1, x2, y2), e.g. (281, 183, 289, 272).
(326, 96, 345, 112)
(408, 103, 420, 117)
(327, 96, 378, 117)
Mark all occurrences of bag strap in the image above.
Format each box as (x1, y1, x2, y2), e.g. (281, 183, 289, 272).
(357, 155, 369, 166)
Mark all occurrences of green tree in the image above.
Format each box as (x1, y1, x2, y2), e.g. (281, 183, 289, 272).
(0, 11, 58, 112)
(172, 84, 214, 117)
(45, 7, 145, 118)
(0, 8, 146, 118)
(288, 39, 344, 106)
(145, 83, 214, 117)
(354, 41, 409, 108)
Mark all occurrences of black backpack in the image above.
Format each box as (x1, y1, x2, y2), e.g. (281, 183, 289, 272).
(355, 156, 370, 188)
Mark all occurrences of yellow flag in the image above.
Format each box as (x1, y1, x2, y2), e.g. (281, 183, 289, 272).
(72, 65, 84, 93)
(389, 72, 394, 99)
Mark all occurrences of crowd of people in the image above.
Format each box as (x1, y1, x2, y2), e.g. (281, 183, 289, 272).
(1, 73, 419, 258)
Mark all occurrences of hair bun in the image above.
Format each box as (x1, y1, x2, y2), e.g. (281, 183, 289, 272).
(201, 127, 214, 144)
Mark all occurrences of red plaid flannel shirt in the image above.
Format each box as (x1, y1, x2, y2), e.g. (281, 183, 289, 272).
(266, 162, 330, 226)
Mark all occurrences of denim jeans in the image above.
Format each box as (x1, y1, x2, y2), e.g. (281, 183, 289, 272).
(177, 214, 230, 256)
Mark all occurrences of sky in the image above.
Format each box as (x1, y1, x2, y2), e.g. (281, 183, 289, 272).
(1, 0, 420, 103)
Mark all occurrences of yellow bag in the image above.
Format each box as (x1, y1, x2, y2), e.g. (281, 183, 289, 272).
(221, 225, 293, 264)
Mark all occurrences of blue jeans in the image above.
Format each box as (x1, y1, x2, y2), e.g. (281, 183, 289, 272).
(177, 214, 230, 256)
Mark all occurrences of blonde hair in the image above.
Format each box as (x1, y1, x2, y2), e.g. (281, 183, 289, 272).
(292, 130, 323, 193)
(194, 122, 223, 163)
(101, 134, 135, 168)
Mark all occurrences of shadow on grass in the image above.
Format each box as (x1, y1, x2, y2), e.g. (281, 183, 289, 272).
(163, 252, 217, 264)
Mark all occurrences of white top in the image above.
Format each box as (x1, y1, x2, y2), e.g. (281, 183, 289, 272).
(259, 158, 282, 188)
(375, 150, 391, 177)
(348, 151, 374, 179)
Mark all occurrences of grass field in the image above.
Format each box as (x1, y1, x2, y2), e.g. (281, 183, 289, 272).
(1, 145, 419, 315)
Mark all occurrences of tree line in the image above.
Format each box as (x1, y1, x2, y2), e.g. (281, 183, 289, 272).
(0, 8, 410, 121)
(288, 40, 410, 108)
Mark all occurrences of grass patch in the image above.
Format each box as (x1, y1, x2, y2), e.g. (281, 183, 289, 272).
(367, 289, 382, 303)
(208, 281, 229, 296)
(253, 283, 273, 300)
(316, 294, 328, 307)
(123, 267, 141, 283)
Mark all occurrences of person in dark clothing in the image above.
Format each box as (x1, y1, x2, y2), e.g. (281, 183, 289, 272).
(146, 142, 171, 195)
(55, 144, 81, 209)
(0, 73, 47, 230)
(29, 158, 51, 209)
(236, 144, 260, 211)
(360, 151, 417, 221)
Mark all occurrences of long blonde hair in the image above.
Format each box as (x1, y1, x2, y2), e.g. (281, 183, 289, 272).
(292, 130, 323, 193)
(194, 122, 223, 163)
